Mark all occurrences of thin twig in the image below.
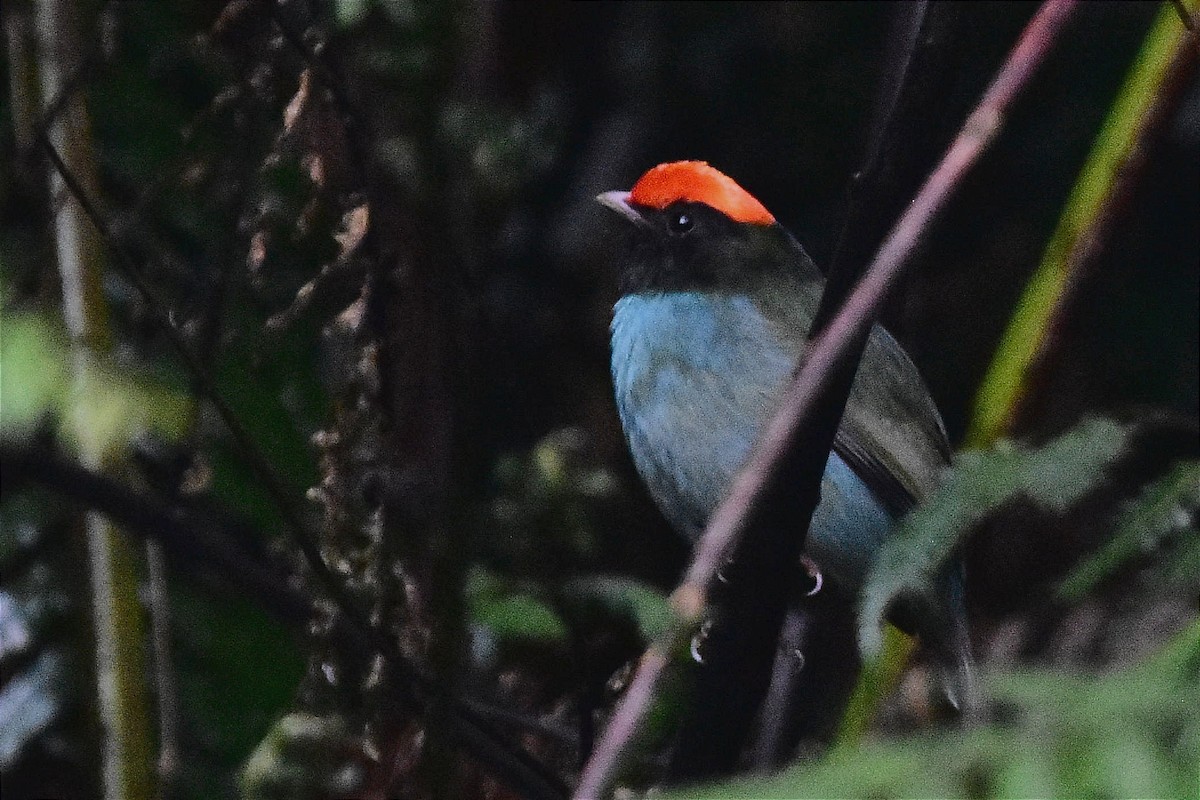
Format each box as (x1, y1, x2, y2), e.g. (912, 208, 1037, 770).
(574, 2, 1078, 796)
(24, 5, 566, 795)
(0, 446, 313, 623)
(38, 125, 385, 667)
(459, 698, 579, 748)
(15, 24, 105, 159)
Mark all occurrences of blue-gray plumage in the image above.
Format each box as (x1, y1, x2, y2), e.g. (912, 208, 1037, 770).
(614, 291, 917, 595)
(610, 288, 973, 711)
(599, 161, 975, 713)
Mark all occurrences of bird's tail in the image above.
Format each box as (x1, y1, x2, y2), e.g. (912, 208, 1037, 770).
(930, 613, 980, 724)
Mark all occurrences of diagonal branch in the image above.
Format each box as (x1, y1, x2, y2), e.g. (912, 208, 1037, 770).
(574, 1, 1079, 796)
(1, 445, 315, 624)
(744, 0, 985, 768)
(673, 1, 940, 777)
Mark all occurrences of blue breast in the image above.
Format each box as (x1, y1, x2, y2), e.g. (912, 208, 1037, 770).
(610, 292, 894, 592)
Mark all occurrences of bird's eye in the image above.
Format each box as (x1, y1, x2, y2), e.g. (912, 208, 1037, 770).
(668, 210, 694, 234)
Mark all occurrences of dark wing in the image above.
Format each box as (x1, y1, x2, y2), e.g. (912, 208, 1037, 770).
(836, 323, 951, 516)
(757, 280, 949, 516)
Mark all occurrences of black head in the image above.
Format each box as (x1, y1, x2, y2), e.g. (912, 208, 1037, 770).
(596, 162, 819, 295)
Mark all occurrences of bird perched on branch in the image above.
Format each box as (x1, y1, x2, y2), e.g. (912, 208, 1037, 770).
(598, 160, 974, 714)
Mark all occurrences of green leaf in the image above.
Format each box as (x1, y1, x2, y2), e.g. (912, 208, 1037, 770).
(466, 569, 568, 644)
(0, 313, 71, 441)
(860, 417, 1130, 655)
(1058, 460, 1200, 599)
(663, 622, 1200, 800)
(561, 575, 673, 641)
(0, 310, 191, 457)
(835, 624, 914, 745)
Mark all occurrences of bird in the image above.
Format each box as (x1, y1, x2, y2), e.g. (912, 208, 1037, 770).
(597, 160, 974, 714)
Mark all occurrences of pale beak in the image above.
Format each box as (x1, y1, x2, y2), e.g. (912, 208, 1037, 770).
(596, 190, 652, 229)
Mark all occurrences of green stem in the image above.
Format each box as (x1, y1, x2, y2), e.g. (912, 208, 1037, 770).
(33, 0, 155, 797)
(834, 626, 914, 746)
(966, 0, 1200, 447)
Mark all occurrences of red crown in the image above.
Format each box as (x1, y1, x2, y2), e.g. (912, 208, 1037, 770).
(628, 161, 775, 225)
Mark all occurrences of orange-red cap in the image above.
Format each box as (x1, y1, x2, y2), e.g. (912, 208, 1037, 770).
(628, 161, 775, 225)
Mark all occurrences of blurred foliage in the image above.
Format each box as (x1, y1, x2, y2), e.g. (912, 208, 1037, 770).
(0, 307, 305, 798)
(559, 575, 674, 644)
(483, 427, 622, 577)
(860, 417, 1131, 655)
(467, 568, 570, 647)
(837, 413, 1198, 771)
(465, 570, 674, 660)
(1058, 459, 1200, 600)
(0, 310, 191, 452)
(1, 0, 1196, 798)
(666, 620, 1200, 800)
(171, 588, 304, 800)
(238, 712, 361, 800)
(0, 307, 189, 795)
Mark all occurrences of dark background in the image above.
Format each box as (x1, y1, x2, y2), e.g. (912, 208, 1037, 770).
(1, 1, 1196, 797)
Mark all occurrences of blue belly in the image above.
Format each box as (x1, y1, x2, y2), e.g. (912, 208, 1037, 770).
(611, 292, 893, 593)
